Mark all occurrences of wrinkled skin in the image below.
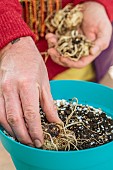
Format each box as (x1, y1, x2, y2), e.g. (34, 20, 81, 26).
(46, 1, 112, 68)
(0, 36, 61, 147)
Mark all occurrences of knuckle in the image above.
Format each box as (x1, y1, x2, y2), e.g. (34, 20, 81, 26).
(7, 113, 19, 126)
(1, 80, 12, 93)
(18, 78, 34, 89)
(24, 106, 37, 121)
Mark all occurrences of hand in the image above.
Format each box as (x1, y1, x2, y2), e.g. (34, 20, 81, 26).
(46, 2, 112, 68)
(0, 36, 61, 147)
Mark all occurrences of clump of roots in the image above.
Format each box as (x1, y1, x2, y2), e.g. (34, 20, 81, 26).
(42, 123, 78, 151)
(45, 4, 93, 60)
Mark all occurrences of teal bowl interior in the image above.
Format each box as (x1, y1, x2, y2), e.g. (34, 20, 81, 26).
(0, 80, 113, 170)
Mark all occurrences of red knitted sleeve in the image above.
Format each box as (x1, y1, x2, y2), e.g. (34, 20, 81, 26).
(0, 0, 35, 49)
(73, 0, 113, 22)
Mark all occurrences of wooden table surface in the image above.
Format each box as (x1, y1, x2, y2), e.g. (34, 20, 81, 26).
(0, 142, 15, 170)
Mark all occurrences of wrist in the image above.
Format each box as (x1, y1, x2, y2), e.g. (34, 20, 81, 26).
(0, 36, 33, 58)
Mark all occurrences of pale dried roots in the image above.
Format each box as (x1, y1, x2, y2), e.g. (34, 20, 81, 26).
(45, 4, 93, 60)
(42, 123, 79, 151)
(56, 30, 93, 61)
(41, 98, 79, 151)
(45, 4, 83, 35)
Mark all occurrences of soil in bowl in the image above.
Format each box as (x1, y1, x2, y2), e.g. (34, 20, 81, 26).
(40, 98, 113, 151)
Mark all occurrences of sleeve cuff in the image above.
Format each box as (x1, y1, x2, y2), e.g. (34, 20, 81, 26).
(0, 10, 36, 49)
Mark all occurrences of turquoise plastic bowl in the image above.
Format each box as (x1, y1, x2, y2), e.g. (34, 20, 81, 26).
(0, 80, 113, 170)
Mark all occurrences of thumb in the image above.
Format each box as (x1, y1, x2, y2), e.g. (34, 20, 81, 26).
(90, 36, 110, 56)
(84, 31, 96, 41)
(82, 24, 96, 41)
(90, 25, 112, 56)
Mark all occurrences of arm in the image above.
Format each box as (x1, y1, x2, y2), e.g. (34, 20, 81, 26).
(73, 0, 113, 21)
(0, 0, 35, 49)
(0, 1, 61, 147)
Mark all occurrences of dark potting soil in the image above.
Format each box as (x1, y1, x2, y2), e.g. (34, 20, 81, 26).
(40, 99, 113, 151)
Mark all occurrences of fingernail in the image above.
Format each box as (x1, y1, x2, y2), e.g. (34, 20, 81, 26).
(91, 46, 100, 55)
(34, 139, 42, 148)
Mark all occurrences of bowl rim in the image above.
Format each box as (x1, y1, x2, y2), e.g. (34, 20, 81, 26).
(50, 79, 113, 90)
